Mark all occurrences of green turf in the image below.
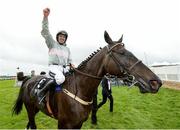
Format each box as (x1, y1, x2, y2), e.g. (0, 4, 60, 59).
(0, 80, 180, 129)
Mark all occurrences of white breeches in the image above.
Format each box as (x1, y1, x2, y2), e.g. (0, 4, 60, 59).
(48, 65, 68, 85)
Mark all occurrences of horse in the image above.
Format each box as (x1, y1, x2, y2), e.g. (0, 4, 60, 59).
(12, 31, 162, 129)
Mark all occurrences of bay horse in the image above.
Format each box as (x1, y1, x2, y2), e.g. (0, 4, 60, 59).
(12, 31, 162, 129)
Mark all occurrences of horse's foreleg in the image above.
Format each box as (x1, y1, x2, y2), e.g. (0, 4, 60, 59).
(91, 92, 98, 124)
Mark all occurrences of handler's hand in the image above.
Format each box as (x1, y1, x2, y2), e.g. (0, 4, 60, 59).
(43, 8, 50, 17)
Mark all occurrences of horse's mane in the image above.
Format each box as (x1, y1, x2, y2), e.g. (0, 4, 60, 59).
(77, 47, 102, 69)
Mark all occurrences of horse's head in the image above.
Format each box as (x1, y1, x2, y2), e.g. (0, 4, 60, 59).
(103, 31, 162, 93)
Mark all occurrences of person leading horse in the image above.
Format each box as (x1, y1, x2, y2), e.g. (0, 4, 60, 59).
(98, 74, 114, 112)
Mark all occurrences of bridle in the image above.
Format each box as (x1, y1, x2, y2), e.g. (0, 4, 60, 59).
(107, 43, 142, 73)
(73, 43, 141, 81)
(106, 43, 141, 87)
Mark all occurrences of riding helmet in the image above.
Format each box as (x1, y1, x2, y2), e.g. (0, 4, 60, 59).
(56, 30, 68, 43)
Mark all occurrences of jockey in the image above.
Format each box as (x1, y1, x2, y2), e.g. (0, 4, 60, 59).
(37, 8, 74, 104)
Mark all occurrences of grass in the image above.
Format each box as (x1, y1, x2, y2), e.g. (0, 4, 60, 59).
(0, 80, 180, 129)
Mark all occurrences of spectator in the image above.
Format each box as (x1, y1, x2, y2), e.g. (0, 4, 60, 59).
(98, 74, 113, 112)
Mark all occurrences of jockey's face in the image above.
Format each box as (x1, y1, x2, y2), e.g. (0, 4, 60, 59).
(58, 34, 66, 44)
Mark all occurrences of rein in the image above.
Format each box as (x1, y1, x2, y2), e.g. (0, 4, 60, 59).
(62, 67, 101, 106)
(73, 68, 102, 80)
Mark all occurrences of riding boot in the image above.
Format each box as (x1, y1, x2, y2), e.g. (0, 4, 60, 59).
(37, 79, 55, 106)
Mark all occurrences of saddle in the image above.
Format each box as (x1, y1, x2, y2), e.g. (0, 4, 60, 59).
(30, 77, 51, 98)
(30, 76, 57, 117)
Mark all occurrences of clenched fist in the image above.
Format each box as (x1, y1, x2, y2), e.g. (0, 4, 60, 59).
(43, 8, 50, 17)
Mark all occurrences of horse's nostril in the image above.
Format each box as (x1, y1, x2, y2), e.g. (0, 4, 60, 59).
(149, 80, 159, 90)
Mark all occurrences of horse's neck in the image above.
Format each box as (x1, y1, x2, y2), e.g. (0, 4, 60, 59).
(74, 50, 106, 100)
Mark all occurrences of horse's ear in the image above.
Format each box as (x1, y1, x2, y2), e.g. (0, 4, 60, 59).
(104, 31, 113, 44)
(118, 34, 123, 43)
